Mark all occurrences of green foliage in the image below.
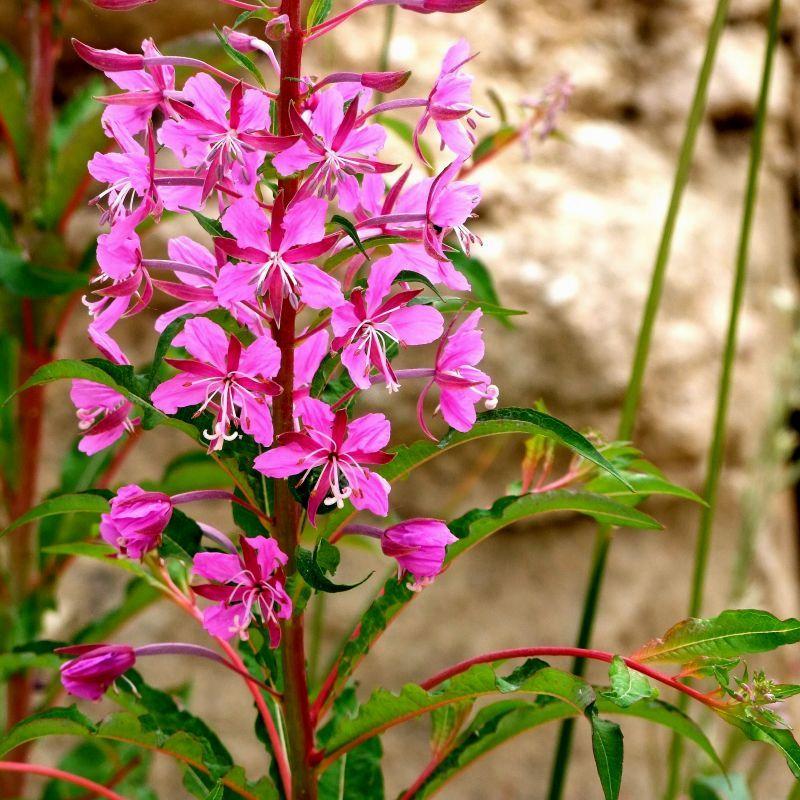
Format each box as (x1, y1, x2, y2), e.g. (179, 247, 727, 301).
(589, 714, 624, 800)
(633, 610, 800, 664)
(601, 656, 658, 708)
(213, 26, 266, 88)
(0, 247, 87, 298)
(690, 774, 750, 800)
(296, 539, 372, 594)
(306, 0, 333, 27)
(1, 492, 109, 538)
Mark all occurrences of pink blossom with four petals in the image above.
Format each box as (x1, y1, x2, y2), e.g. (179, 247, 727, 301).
(255, 399, 393, 524)
(151, 317, 282, 451)
(192, 536, 291, 644)
(99, 484, 173, 559)
(380, 518, 457, 590)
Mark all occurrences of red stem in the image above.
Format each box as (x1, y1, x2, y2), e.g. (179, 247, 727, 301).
(0, 762, 129, 800)
(317, 647, 727, 768)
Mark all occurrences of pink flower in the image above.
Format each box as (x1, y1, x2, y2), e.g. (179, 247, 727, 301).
(158, 76, 292, 199)
(255, 400, 393, 525)
(98, 38, 174, 135)
(331, 268, 444, 391)
(151, 317, 281, 451)
(70, 380, 138, 455)
(192, 536, 291, 644)
(274, 87, 392, 211)
(152, 236, 263, 334)
(215, 195, 341, 322)
(293, 329, 329, 420)
(354, 172, 470, 292)
(415, 39, 485, 160)
(424, 161, 481, 261)
(380, 518, 457, 590)
(417, 310, 498, 436)
(58, 644, 136, 701)
(100, 484, 173, 559)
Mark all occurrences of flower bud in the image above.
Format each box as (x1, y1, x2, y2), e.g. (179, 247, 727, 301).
(400, 0, 485, 12)
(380, 518, 457, 591)
(100, 484, 173, 559)
(58, 644, 136, 701)
(222, 26, 260, 53)
(72, 39, 145, 72)
(361, 70, 412, 93)
(90, 0, 158, 8)
(264, 14, 290, 41)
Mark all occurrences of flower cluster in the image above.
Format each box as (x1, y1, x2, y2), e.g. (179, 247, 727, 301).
(69, 12, 497, 657)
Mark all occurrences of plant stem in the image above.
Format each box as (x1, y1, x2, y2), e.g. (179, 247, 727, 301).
(546, 3, 731, 798)
(664, 2, 781, 797)
(274, 3, 316, 797)
(0, 762, 129, 800)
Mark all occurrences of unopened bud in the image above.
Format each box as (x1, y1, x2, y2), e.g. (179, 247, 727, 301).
(400, 0, 485, 12)
(361, 70, 412, 92)
(73, 39, 144, 72)
(90, 0, 158, 8)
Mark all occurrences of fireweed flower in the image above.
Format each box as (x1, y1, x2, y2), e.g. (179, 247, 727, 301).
(159, 76, 293, 199)
(293, 329, 329, 420)
(331, 269, 444, 391)
(417, 310, 498, 437)
(151, 317, 281, 451)
(274, 87, 393, 211)
(151, 236, 264, 334)
(69, 381, 138, 455)
(58, 644, 137, 701)
(100, 484, 173, 559)
(380, 518, 457, 590)
(97, 38, 174, 135)
(192, 536, 291, 644)
(255, 400, 394, 524)
(414, 39, 486, 160)
(424, 160, 482, 260)
(215, 195, 341, 321)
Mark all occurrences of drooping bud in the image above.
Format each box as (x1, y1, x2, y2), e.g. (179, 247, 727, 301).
(380, 518, 457, 591)
(57, 644, 136, 701)
(99, 484, 173, 559)
(90, 0, 158, 8)
(72, 39, 144, 72)
(361, 70, 412, 92)
(264, 14, 290, 40)
(400, 0, 485, 12)
(222, 26, 260, 52)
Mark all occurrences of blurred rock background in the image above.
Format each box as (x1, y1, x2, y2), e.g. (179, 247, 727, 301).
(4, 0, 800, 797)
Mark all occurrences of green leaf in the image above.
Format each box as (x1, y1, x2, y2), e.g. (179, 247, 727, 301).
(716, 705, 800, 778)
(322, 661, 594, 761)
(431, 296, 526, 319)
(601, 656, 657, 708)
(633, 609, 800, 664)
(323, 234, 409, 270)
(411, 696, 721, 798)
(213, 26, 266, 88)
(690, 774, 750, 800)
(589, 715, 624, 800)
(160, 507, 204, 561)
(190, 209, 228, 238)
(13, 358, 199, 440)
(446, 251, 510, 327)
(471, 124, 518, 165)
(584, 468, 705, 506)
(41, 542, 150, 580)
(447, 491, 660, 562)
(318, 740, 384, 800)
(1, 492, 109, 538)
(296, 540, 372, 594)
(430, 700, 474, 755)
(0, 247, 87, 297)
(0, 706, 97, 756)
(307, 0, 333, 27)
(146, 314, 191, 394)
(330, 214, 369, 259)
(320, 406, 633, 538)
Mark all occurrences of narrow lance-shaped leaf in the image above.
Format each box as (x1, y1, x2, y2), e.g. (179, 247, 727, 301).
(632, 609, 800, 664)
(589, 714, 624, 800)
(1, 492, 109, 539)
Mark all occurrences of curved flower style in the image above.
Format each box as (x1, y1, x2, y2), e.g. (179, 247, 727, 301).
(215, 195, 341, 321)
(100, 484, 173, 559)
(151, 317, 282, 451)
(415, 39, 485, 160)
(418, 310, 498, 437)
(159, 76, 293, 199)
(192, 536, 291, 644)
(380, 518, 457, 590)
(255, 400, 393, 524)
(69, 380, 138, 455)
(331, 268, 444, 391)
(58, 644, 136, 701)
(274, 87, 393, 210)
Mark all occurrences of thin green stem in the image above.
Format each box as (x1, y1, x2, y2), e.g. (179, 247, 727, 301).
(546, 2, 731, 798)
(665, 2, 781, 797)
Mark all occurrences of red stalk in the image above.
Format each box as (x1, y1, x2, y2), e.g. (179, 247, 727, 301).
(0, 762, 129, 800)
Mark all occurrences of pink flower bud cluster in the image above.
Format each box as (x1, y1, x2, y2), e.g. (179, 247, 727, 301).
(68, 0, 497, 660)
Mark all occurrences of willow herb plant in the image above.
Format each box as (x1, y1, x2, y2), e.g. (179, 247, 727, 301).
(2, 1, 800, 798)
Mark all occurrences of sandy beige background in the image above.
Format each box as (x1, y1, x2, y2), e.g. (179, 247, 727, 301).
(4, 0, 800, 797)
